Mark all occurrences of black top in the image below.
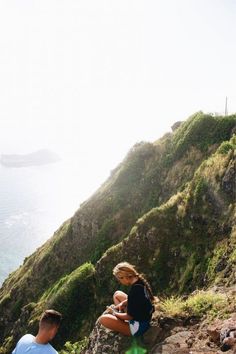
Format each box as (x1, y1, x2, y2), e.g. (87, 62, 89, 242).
(127, 279, 154, 321)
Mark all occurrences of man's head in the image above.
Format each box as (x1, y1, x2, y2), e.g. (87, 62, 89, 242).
(38, 309, 62, 341)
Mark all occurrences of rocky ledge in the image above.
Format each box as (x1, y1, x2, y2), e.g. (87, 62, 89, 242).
(81, 315, 236, 353)
(82, 288, 236, 354)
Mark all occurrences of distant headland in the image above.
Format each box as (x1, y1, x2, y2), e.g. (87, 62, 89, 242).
(0, 149, 61, 167)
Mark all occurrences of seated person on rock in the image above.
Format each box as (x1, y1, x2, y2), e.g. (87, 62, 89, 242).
(12, 309, 62, 354)
(99, 262, 155, 337)
(220, 327, 236, 352)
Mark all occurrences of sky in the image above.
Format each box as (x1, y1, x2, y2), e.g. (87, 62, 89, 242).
(0, 0, 236, 187)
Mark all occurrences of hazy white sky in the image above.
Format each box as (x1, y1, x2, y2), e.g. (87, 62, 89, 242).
(0, 0, 235, 183)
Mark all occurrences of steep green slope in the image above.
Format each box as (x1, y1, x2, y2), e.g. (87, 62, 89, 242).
(0, 112, 235, 353)
(96, 135, 236, 296)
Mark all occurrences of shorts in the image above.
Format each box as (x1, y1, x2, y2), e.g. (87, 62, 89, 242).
(129, 319, 150, 337)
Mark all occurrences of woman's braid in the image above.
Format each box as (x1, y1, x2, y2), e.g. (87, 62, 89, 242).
(138, 273, 154, 302)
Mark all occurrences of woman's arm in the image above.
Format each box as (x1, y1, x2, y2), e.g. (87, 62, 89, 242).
(115, 299, 128, 311)
(113, 311, 133, 321)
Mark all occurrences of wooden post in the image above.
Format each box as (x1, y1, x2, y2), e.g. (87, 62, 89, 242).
(225, 96, 228, 116)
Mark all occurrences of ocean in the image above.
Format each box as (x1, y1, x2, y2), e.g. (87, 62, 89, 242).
(0, 158, 103, 285)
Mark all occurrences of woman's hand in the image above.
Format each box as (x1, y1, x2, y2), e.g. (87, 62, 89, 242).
(106, 305, 116, 314)
(117, 299, 127, 312)
(106, 299, 127, 314)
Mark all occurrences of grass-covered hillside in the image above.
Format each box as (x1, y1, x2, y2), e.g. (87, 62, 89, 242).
(0, 112, 235, 353)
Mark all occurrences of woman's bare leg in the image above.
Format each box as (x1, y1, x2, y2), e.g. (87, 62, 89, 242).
(113, 291, 127, 306)
(99, 314, 131, 336)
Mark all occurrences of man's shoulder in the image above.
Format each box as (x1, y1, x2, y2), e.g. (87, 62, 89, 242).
(18, 334, 35, 344)
(12, 334, 35, 354)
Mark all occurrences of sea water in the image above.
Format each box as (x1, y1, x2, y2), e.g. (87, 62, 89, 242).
(0, 159, 102, 285)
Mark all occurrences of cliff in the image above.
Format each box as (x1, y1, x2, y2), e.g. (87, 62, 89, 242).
(0, 112, 235, 353)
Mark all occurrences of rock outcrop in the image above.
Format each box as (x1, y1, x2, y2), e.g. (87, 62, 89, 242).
(82, 286, 236, 353)
(83, 314, 236, 353)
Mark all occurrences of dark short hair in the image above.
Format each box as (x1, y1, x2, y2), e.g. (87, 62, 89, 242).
(40, 309, 62, 328)
(221, 343, 232, 352)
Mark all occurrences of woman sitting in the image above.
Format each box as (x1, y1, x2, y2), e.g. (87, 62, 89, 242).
(99, 262, 155, 337)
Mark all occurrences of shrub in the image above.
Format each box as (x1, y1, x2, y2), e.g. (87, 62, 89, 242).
(159, 291, 227, 319)
(184, 291, 227, 317)
(59, 338, 88, 354)
(159, 296, 186, 316)
(218, 141, 234, 155)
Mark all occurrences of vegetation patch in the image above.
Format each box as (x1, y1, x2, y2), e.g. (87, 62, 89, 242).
(159, 290, 227, 319)
(193, 177, 208, 206)
(171, 113, 236, 161)
(0, 336, 13, 354)
(90, 219, 117, 262)
(206, 241, 229, 282)
(159, 295, 185, 317)
(185, 290, 227, 318)
(218, 141, 235, 155)
(33, 263, 96, 347)
(59, 337, 89, 354)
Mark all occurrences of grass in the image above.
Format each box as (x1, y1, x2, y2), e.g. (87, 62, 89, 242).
(159, 295, 186, 316)
(185, 290, 227, 318)
(159, 290, 228, 319)
(171, 113, 236, 161)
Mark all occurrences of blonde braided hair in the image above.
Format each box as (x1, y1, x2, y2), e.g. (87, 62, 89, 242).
(113, 262, 155, 302)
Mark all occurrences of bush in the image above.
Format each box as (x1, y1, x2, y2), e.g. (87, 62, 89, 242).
(159, 291, 227, 319)
(159, 296, 186, 316)
(184, 291, 227, 317)
(59, 338, 88, 354)
(218, 141, 234, 154)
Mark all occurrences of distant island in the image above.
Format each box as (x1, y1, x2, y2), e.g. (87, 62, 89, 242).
(0, 149, 61, 168)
